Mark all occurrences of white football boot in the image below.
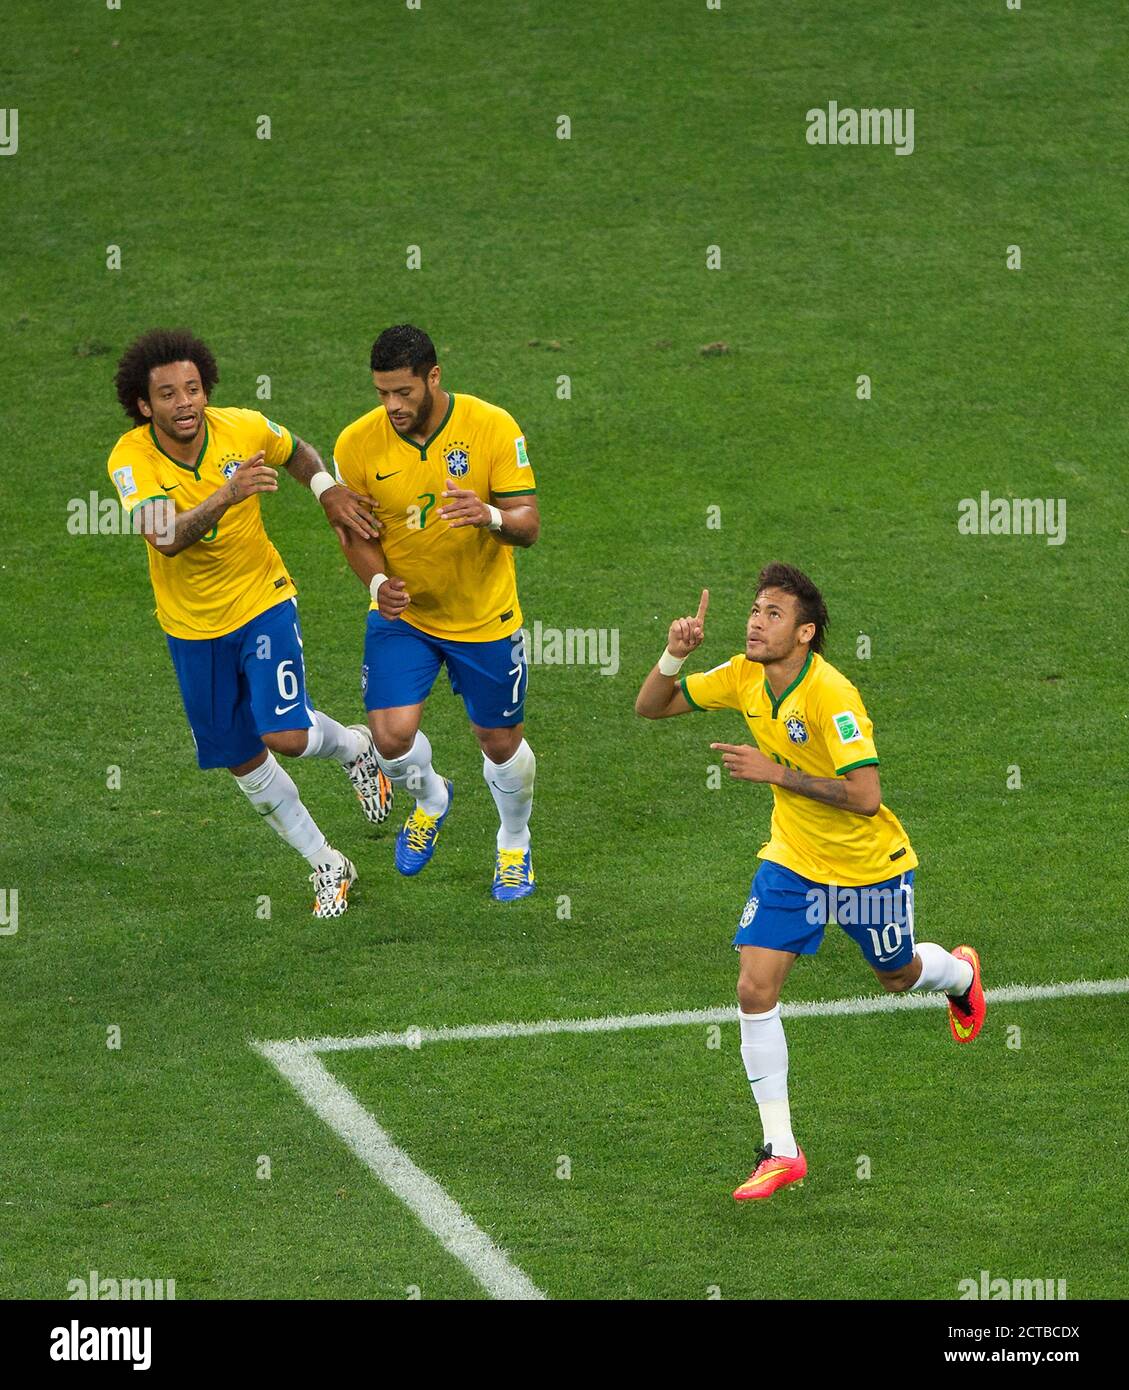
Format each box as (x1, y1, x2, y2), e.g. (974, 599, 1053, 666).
(310, 852, 357, 918)
(344, 724, 393, 825)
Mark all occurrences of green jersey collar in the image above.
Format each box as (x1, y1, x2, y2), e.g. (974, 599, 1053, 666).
(393, 392, 455, 461)
(766, 649, 814, 718)
(150, 421, 209, 477)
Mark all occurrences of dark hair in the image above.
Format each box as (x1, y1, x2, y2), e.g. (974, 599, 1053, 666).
(114, 328, 218, 426)
(756, 562, 830, 655)
(370, 323, 437, 376)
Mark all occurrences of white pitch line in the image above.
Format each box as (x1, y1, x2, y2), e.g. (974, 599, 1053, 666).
(268, 976, 1129, 1055)
(253, 1039, 547, 1301)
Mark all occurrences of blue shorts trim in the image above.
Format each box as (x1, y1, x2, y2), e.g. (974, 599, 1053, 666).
(733, 861, 916, 970)
(166, 597, 315, 769)
(362, 614, 528, 728)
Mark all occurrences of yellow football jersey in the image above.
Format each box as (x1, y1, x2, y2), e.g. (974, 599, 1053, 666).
(333, 392, 536, 642)
(107, 407, 297, 639)
(681, 650, 917, 886)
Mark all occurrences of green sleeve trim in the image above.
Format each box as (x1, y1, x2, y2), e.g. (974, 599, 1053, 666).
(836, 757, 879, 776)
(679, 675, 705, 711)
(283, 431, 299, 465)
(492, 487, 537, 496)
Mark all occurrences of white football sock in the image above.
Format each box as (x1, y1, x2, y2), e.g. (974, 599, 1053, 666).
(234, 753, 338, 868)
(738, 1005, 798, 1158)
(911, 943, 974, 996)
(376, 729, 448, 816)
(483, 739, 536, 850)
(299, 710, 367, 764)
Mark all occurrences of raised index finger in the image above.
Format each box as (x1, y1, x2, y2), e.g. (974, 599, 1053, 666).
(695, 588, 710, 623)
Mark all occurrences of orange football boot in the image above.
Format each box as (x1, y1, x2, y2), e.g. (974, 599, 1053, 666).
(947, 945, 985, 1043)
(733, 1144, 807, 1201)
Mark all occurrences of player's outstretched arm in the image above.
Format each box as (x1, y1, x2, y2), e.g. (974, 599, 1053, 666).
(635, 588, 709, 719)
(135, 451, 277, 557)
(285, 436, 378, 543)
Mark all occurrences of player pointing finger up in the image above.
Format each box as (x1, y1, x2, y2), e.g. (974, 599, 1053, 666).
(668, 588, 709, 657)
(634, 563, 985, 1204)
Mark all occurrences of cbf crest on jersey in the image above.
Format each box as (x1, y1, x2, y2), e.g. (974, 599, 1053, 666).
(221, 458, 241, 481)
(785, 715, 809, 745)
(443, 441, 470, 478)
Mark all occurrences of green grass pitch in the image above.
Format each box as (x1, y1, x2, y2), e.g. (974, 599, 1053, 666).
(2, 0, 1126, 1301)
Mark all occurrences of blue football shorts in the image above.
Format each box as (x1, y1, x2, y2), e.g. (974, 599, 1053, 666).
(166, 597, 314, 769)
(733, 860, 917, 971)
(362, 613, 528, 728)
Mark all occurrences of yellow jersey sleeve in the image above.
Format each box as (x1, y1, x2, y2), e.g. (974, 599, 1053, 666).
(332, 425, 368, 497)
(108, 446, 166, 514)
(235, 409, 296, 468)
(680, 656, 742, 712)
(488, 411, 537, 496)
(815, 680, 880, 775)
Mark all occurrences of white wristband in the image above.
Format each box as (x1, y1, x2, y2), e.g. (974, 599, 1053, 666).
(310, 472, 337, 501)
(658, 648, 686, 677)
(369, 571, 389, 601)
(486, 504, 503, 532)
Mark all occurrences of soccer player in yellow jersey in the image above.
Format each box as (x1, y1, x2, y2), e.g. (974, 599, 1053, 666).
(106, 328, 392, 918)
(635, 563, 985, 1199)
(333, 325, 540, 899)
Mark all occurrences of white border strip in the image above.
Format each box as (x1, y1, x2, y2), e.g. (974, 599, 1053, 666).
(269, 976, 1129, 1055)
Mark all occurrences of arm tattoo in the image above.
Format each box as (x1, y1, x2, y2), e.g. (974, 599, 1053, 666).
(175, 497, 227, 549)
(145, 486, 230, 554)
(285, 438, 324, 488)
(777, 767, 852, 808)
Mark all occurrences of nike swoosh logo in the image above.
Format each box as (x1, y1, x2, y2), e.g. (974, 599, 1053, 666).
(502, 707, 520, 717)
(274, 701, 299, 715)
(162, 483, 181, 491)
(745, 712, 761, 718)
(375, 471, 401, 481)
(748, 1166, 790, 1187)
(490, 781, 518, 795)
(952, 1015, 974, 1039)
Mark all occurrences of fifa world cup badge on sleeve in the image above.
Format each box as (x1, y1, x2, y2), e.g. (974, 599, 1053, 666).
(833, 711, 862, 743)
(112, 466, 137, 500)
